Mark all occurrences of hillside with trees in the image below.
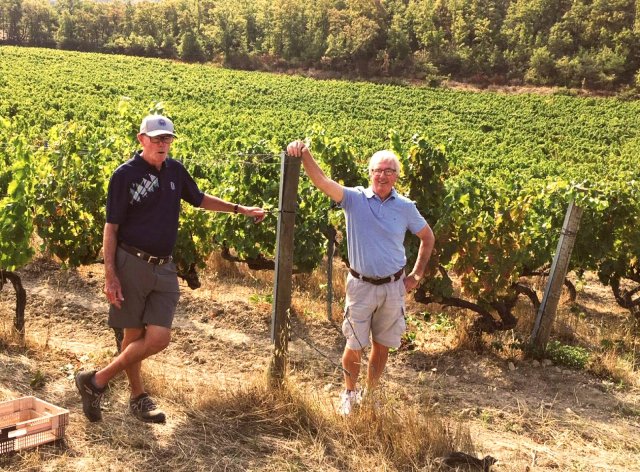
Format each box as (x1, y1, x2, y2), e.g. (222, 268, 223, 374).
(1, 0, 640, 90)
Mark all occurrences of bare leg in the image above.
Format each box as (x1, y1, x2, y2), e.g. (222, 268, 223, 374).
(367, 340, 389, 390)
(342, 347, 362, 391)
(94, 325, 171, 390)
(121, 328, 145, 397)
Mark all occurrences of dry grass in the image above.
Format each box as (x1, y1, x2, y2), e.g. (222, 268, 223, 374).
(164, 377, 464, 472)
(3, 257, 640, 471)
(448, 272, 640, 389)
(138, 338, 466, 471)
(0, 258, 466, 472)
(0, 322, 24, 350)
(588, 350, 638, 387)
(0, 363, 464, 472)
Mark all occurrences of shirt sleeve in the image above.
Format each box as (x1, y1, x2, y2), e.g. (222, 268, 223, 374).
(337, 186, 359, 210)
(407, 202, 428, 234)
(105, 169, 129, 224)
(179, 164, 205, 207)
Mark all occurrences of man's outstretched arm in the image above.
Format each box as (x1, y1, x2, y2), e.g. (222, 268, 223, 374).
(200, 195, 266, 223)
(287, 140, 344, 203)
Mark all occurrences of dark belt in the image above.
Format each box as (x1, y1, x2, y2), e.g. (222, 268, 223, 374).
(349, 268, 404, 285)
(119, 242, 173, 265)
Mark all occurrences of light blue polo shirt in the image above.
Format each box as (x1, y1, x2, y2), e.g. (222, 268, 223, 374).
(338, 186, 428, 278)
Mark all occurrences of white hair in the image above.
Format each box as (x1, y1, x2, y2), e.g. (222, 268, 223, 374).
(368, 150, 401, 174)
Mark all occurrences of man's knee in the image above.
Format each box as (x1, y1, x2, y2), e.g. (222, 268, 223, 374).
(145, 328, 171, 354)
(148, 336, 171, 353)
(146, 338, 170, 355)
(342, 347, 362, 361)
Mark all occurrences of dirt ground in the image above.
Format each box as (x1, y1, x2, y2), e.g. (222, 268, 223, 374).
(0, 257, 638, 471)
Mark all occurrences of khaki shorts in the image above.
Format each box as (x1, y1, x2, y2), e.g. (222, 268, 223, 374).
(108, 247, 180, 329)
(342, 273, 406, 350)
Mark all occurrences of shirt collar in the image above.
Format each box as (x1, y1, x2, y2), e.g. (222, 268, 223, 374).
(133, 151, 167, 172)
(365, 186, 397, 201)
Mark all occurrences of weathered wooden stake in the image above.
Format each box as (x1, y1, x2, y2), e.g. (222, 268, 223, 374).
(326, 224, 336, 321)
(530, 200, 583, 350)
(268, 152, 301, 385)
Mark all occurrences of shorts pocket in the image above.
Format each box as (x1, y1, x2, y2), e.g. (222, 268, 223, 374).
(116, 248, 128, 271)
(383, 280, 405, 308)
(158, 261, 178, 276)
(393, 308, 407, 337)
(342, 307, 371, 349)
(345, 274, 364, 304)
(384, 309, 406, 349)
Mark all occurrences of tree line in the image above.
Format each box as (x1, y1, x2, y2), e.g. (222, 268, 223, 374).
(1, 0, 640, 90)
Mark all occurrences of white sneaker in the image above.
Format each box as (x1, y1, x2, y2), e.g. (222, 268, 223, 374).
(338, 389, 359, 416)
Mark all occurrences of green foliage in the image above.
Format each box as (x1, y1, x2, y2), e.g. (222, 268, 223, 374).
(391, 131, 449, 286)
(525, 47, 556, 85)
(546, 341, 590, 369)
(56, 12, 77, 50)
(105, 33, 159, 57)
(160, 34, 178, 59)
(209, 140, 281, 263)
(32, 121, 126, 266)
(431, 313, 455, 332)
(180, 30, 206, 62)
(306, 129, 366, 266)
(0, 127, 34, 270)
(1, 47, 640, 328)
(3, 0, 640, 86)
(249, 292, 273, 304)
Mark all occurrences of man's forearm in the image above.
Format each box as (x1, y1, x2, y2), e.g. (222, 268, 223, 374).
(286, 140, 344, 202)
(410, 241, 432, 279)
(300, 153, 329, 188)
(199, 194, 266, 223)
(300, 150, 344, 202)
(103, 222, 124, 307)
(409, 225, 435, 279)
(103, 223, 119, 276)
(200, 194, 237, 213)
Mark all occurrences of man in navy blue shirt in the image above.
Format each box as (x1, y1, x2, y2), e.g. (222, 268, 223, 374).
(287, 140, 434, 415)
(76, 115, 265, 423)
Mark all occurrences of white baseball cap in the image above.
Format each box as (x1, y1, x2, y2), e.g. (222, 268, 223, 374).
(139, 115, 176, 137)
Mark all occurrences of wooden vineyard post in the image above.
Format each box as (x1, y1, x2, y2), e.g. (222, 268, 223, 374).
(326, 223, 336, 321)
(268, 152, 301, 386)
(530, 200, 583, 351)
(325, 189, 338, 321)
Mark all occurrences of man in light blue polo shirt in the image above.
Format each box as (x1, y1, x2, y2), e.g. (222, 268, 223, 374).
(287, 140, 435, 415)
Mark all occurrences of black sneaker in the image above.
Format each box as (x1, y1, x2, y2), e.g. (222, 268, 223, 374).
(75, 370, 106, 422)
(129, 393, 166, 423)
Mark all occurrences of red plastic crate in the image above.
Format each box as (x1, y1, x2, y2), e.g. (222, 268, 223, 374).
(0, 396, 69, 454)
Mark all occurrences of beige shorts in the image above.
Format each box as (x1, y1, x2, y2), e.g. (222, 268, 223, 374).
(342, 273, 406, 350)
(108, 247, 180, 329)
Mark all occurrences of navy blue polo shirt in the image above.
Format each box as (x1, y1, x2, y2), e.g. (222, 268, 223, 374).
(106, 151, 204, 256)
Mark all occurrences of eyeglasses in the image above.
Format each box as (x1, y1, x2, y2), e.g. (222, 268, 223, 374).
(371, 168, 397, 176)
(147, 135, 175, 144)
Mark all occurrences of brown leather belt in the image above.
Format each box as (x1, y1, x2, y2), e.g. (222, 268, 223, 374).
(349, 268, 404, 285)
(119, 242, 173, 265)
